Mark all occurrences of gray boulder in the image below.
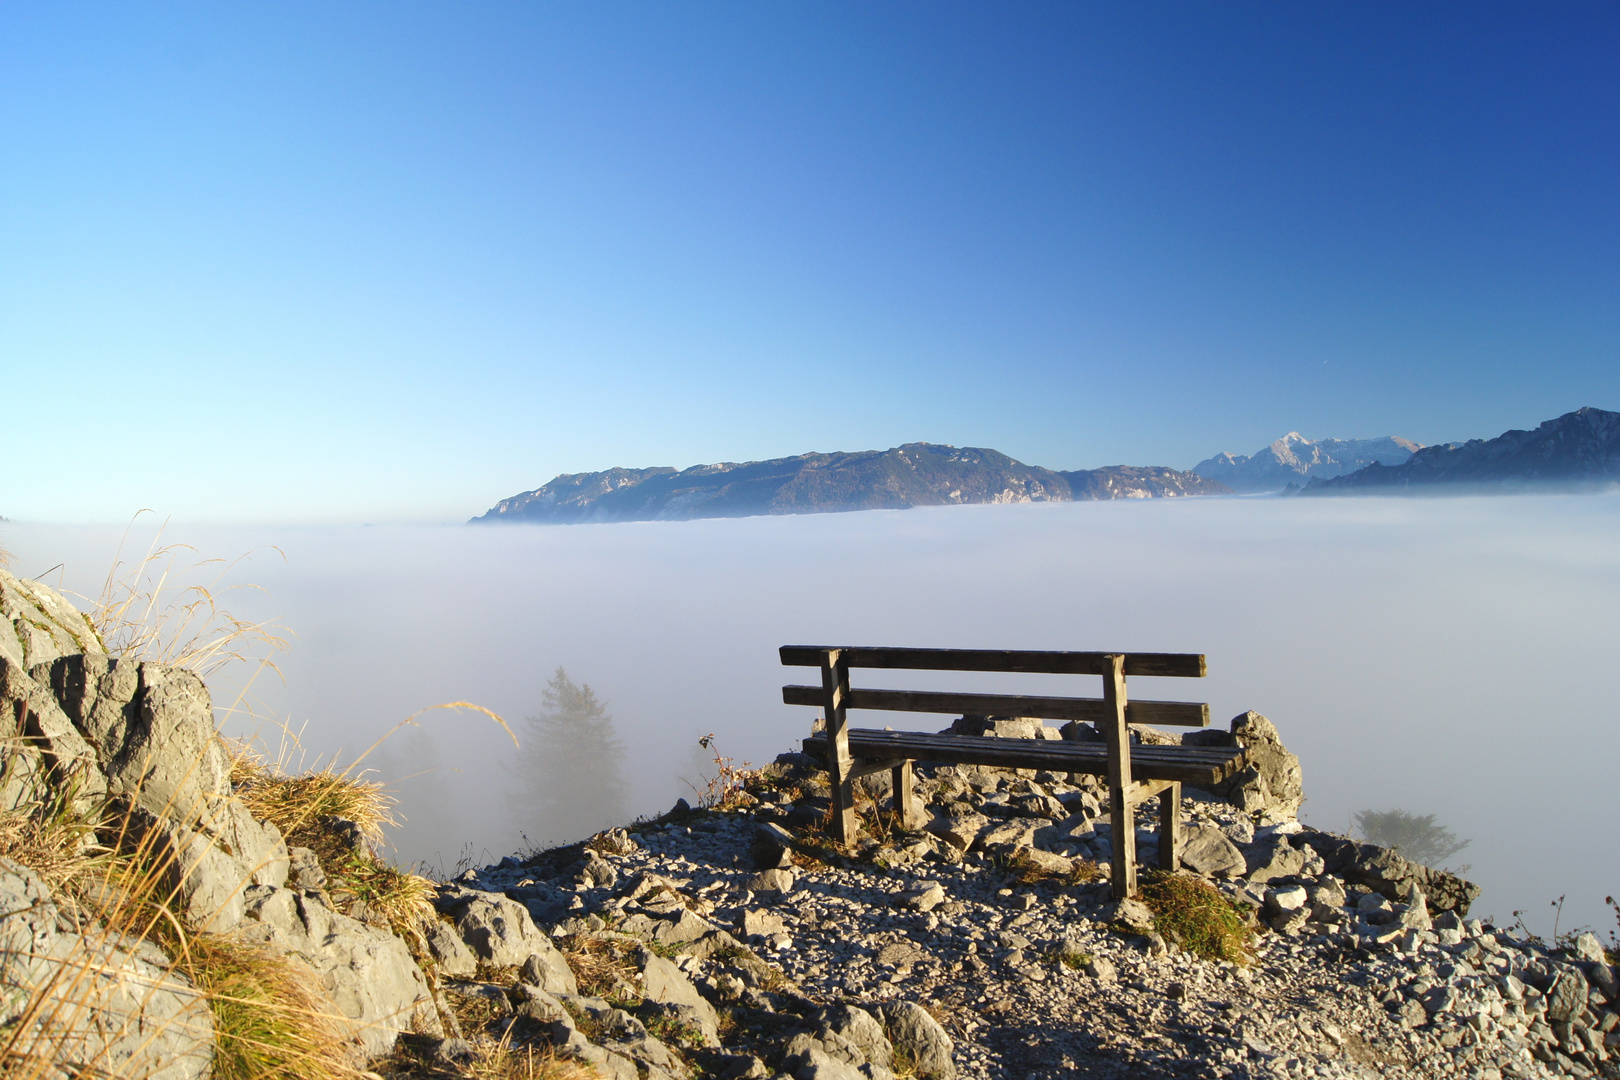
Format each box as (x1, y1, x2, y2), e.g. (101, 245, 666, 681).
(1544, 968, 1589, 1023)
(745, 868, 796, 893)
(423, 917, 478, 978)
(1178, 825, 1247, 878)
(880, 1000, 955, 1079)
(926, 812, 990, 852)
(815, 1003, 893, 1069)
(449, 891, 577, 992)
(752, 821, 797, 869)
(951, 715, 1040, 739)
(42, 654, 290, 930)
(637, 946, 720, 1037)
(1243, 835, 1309, 884)
(0, 570, 104, 669)
(237, 884, 437, 1060)
(1184, 711, 1303, 820)
(0, 859, 214, 1080)
(782, 1031, 867, 1080)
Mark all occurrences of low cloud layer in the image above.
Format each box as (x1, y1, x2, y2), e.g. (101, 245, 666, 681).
(11, 492, 1618, 933)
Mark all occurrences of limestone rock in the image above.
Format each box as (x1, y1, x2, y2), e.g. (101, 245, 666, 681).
(815, 1003, 893, 1069)
(751, 822, 797, 869)
(637, 947, 720, 1036)
(745, 867, 796, 893)
(1544, 968, 1588, 1023)
(0, 570, 104, 670)
(951, 715, 1041, 739)
(237, 884, 436, 1060)
(1184, 711, 1303, 820)
(782, 1031, 868, 1080)
(576, 849, 618, 889)
(880, 1000, 956, 1080)
(1295, 831, 1481, 915)
(1243, 835, 1308, 883)
(894, 881, 947, 912)
(42, 654, 290, 929)
(926, 812, 989, 852)
(449, 891, 577, 991)
(977, 819, 1038, 852)
(0, 859, 214, 1080)
(424, 917, 478, 978)
(1098, 897, 1156, 934)
(742, 908, 787, 939)
(1179, 825, 1247, 878)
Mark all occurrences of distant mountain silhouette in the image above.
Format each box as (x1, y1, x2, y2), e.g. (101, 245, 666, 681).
(471, 443, 1229, 524)
(1301, 407, 1620, 494)
(1193, 434, 1421, 494)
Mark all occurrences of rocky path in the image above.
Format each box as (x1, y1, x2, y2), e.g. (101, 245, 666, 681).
(432, 743, 1619, 1080)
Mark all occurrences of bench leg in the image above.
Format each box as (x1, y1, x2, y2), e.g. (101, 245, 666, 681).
(1158, 782, 1181, 872)
(891, 760, 915, 831)
(1109, 790, 1136, 899)
(1102, 655, 1137, 899)
(821, 652, 858, 846)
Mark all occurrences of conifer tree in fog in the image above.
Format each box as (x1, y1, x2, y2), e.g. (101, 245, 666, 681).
(507, 667, 628, 845)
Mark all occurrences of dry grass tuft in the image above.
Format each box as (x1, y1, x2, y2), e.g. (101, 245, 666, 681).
(1137, 870, 1256, 965)
(1007, 848, 1102, 887)
(90, 513, 290, 681)
(227, 744, 434, 945)
(0, 742, 107, 894)
(181, 931, 357, 1080)
(381, 1035, 599, 1080)
(557, 935, 642, 1004)
(229, 742, 395, 851)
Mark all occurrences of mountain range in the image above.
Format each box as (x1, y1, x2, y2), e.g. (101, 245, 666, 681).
(1192, 434, 1423, 494)
(471, 407, 1619, 525)
(1300, 406, 1620, 494)
(470, 443, 1228, 525)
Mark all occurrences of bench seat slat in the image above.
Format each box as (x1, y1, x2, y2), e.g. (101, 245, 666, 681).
(802, 730, 1248, 786)
(782, 684, 1210, 727)
(780, 646, 1205, 679)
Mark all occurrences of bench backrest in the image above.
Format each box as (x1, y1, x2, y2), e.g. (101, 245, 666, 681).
(780, 645, 1212, 729)
(780, 645, 1211, 857)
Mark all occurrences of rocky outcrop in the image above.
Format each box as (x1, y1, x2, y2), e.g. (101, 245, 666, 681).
(0, 859, 214, 1080)
(0, 570, 105, 670)
(1183, 710, 1304, 821)
(471, 443, 1229, 525)
(0, 572, 436, 1067)
(235, 885, 437, 1059)
(436, 738, 1589, 1080)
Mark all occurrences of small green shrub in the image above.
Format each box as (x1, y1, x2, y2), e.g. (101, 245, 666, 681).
(1137, 870, 1255, 965)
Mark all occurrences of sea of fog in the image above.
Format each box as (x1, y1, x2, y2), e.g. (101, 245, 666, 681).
(8, 493, 1618, 935)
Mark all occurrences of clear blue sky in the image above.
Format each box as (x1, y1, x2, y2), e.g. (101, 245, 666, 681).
(4, 3, 1616, 522)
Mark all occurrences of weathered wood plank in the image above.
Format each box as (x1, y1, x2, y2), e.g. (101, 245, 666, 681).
(1101, 654, 1135, 900)
(783, 684, 1209, 727)
(845, 757, 905, 782)
(780, 646, 1205, 679)
(1124, 778, 1175, 805)
(821, 651, 858, 846)
(1158, 782, 1181, 872)
(892, 760, 916, 831)
(800, 732, 1248, 785)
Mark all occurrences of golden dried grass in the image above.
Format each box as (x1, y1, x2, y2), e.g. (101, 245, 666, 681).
(89, 512, 290, 681)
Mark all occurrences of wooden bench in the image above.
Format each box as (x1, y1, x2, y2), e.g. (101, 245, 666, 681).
(781, 646, 1251, 899)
